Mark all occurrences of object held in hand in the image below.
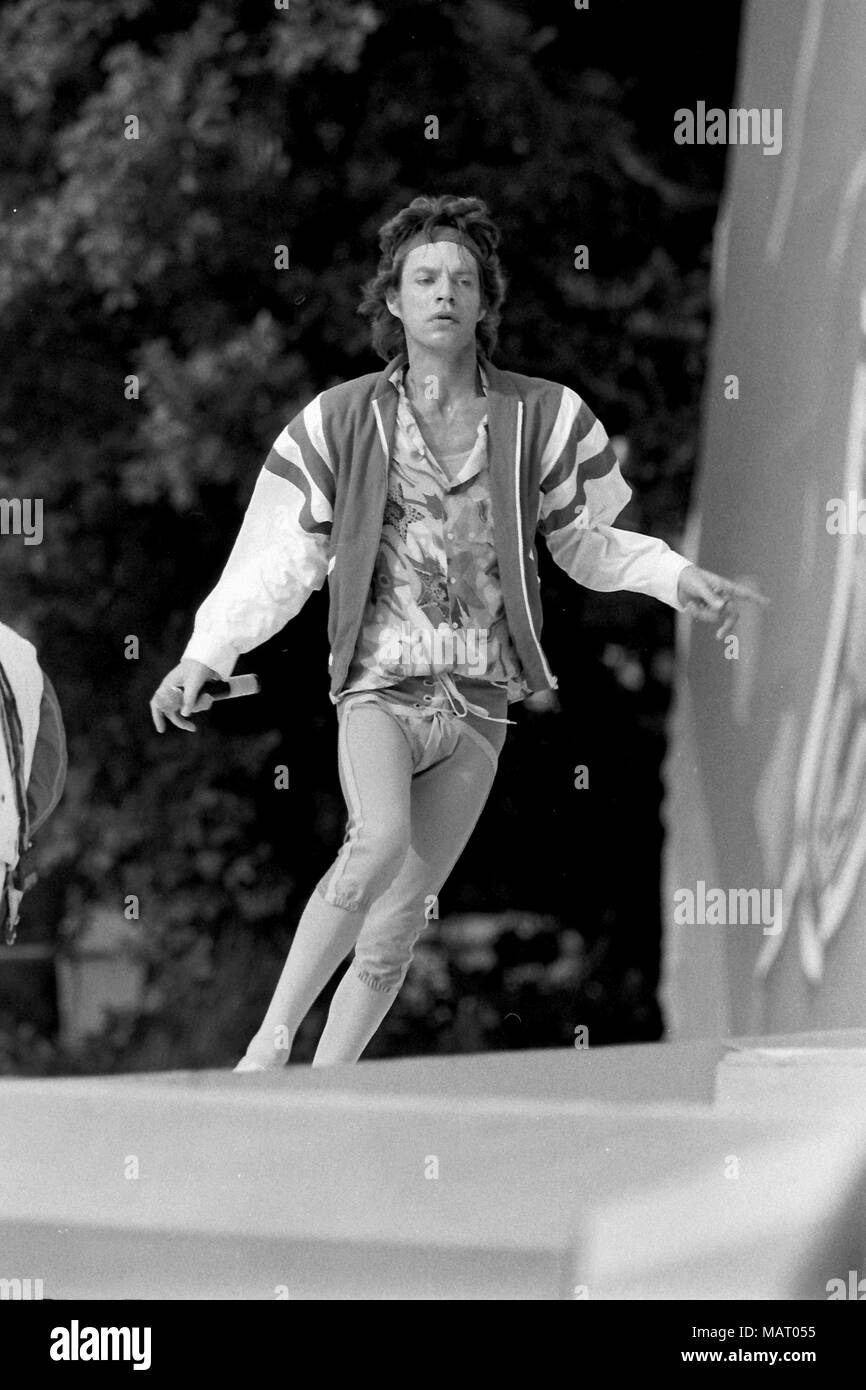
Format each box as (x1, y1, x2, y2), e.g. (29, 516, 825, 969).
(186, 674, 261, 714)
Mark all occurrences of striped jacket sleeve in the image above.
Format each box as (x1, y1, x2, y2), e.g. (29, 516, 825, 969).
(182, 394, 335, 679)
(536, 385, 692, 610)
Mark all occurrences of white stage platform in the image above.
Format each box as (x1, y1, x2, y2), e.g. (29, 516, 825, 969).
(2, 1031, 866, 1299)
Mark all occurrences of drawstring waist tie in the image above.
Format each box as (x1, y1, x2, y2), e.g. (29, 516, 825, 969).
(408, 671, 517, 727)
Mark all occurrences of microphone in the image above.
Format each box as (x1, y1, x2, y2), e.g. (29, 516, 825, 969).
(186, 673, 262, 713)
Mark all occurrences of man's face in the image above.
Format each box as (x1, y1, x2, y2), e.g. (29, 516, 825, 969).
(386, 241, 485, 353)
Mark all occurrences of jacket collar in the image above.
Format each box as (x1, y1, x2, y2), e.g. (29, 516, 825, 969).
(371, 354, 522, 488)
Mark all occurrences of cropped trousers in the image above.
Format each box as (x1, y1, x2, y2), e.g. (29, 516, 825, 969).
(314, 673, 511, 992)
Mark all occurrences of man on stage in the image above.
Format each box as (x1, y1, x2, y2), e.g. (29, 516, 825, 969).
(150, 193, 766, 1068)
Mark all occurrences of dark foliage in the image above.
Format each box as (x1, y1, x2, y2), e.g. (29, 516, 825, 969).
(0, 0, 741, 1070)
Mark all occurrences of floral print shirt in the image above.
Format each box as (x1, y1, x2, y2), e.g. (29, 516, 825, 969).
(338, 364, 533, 705)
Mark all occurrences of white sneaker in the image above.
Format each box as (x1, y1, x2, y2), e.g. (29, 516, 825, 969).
(232, 1055, 268, 1073)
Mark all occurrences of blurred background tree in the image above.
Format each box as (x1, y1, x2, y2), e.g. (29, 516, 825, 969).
(0, 0, 742, 1073)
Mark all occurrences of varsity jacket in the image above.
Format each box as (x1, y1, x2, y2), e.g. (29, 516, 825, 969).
(182, 353, 692, 701)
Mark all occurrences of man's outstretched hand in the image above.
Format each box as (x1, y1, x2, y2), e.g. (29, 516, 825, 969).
(676, 564, 770, 641)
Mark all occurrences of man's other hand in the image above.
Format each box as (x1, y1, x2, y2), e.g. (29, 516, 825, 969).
(676, 565, 770, 641)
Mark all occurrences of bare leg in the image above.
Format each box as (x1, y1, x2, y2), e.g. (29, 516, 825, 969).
(234, 890, 366, 1070)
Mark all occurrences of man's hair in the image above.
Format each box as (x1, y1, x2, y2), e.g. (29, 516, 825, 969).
(358, 194, 507, 362)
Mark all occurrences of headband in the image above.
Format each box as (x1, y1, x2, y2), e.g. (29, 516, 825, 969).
(394, 227, 484, 265)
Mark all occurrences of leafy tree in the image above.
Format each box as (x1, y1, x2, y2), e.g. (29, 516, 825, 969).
(0, 0, 741, 1070)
